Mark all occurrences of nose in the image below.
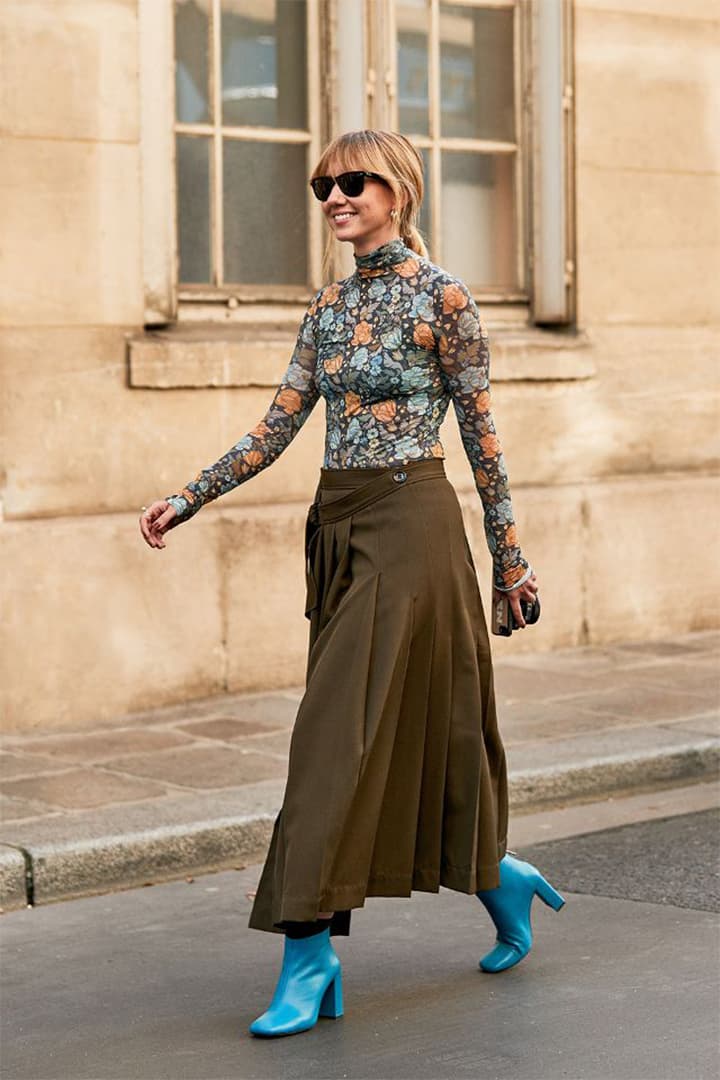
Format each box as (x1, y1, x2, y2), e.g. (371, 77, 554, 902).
(324, 183, 349, 208)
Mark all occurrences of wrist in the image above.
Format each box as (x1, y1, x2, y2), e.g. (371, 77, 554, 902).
(165, 494, 192, 521)
(493, 562, 532, 592)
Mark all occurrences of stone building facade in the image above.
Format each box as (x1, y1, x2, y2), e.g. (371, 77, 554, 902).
(2, 0, 718, 732)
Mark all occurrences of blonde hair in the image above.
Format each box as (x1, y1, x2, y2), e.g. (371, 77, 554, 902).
(311, 129, 428, 276)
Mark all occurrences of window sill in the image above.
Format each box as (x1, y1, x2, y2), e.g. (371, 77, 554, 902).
(127, 316, 595, 390)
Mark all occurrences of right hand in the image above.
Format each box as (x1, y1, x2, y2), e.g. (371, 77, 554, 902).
(139, 499, 178, 550)
(493, 570, 539, 629)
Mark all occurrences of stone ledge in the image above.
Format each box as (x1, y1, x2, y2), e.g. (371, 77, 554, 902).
(127, 322, 595, 389)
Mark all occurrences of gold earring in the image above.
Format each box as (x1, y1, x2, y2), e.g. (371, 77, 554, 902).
(390, 208, 398, 221)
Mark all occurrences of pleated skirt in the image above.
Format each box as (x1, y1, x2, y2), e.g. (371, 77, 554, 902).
(247, 458, 508, 936)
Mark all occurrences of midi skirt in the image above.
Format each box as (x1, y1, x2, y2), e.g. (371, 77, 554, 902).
(247, 458, 508, 936)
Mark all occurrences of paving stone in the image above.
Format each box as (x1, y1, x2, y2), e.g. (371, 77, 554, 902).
(614, 636, 720, 658)
(660, 716, 720, 738)
(628, 661, 720, 694)
(0, 790, 61, 820)
(0, 751, 73, 781)
(500, 633, 719, 675)
(2, 769, 170, 811)
(577, 683, 718, 721)
(99, 693, 266, 732)
(491, 663, 693, 706)
(498, 701, 646, 745)
(493, 665, 610, 704)
(0, 793, 57, 823)
(238, 729, 294, 757)
(4, 727, 195, 763)
(497, 645, 638, 675)
(190, 695, 299, 728)
(176, 718, 283, 741)
(103, 745, 287, 789)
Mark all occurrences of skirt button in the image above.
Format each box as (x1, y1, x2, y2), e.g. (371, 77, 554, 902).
(392, 470, 407, 483)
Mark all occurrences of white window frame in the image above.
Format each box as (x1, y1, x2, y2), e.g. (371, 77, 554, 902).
(138, 0, 574, 327)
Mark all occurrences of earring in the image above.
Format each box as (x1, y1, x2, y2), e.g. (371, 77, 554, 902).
(389, 208, 398, 221)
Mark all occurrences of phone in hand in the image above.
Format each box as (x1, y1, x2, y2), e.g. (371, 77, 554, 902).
(491, 592, 541, 637)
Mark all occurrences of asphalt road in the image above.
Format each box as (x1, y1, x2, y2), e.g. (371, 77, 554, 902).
(1, 809, 719, 1080)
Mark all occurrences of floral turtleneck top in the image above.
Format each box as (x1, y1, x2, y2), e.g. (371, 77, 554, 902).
(165, 238, 531, 591)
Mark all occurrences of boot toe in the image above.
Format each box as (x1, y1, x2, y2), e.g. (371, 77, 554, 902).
(249, 1010, 308, 1038)
(479, 942, 527, 973)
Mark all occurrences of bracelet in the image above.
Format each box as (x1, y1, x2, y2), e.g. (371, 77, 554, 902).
(495, 565, 533, 593)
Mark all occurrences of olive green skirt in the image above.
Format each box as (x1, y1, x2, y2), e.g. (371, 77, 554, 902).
(247, 458, 508, 936)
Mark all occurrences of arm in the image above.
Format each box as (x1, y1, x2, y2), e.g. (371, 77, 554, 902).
(165, 303, 320, 525)
(435, 280, 531, 592)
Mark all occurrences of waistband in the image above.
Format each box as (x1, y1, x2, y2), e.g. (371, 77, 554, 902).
(311, 458, 446, 525)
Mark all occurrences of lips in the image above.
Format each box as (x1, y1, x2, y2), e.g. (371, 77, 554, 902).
(333, 212, 356, 224)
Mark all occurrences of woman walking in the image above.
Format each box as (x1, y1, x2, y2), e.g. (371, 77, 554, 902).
(139, 129, 565, 1039)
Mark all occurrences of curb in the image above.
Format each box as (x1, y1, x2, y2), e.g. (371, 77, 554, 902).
(0, 845, 30, 912)
(2, 739, 718, 912)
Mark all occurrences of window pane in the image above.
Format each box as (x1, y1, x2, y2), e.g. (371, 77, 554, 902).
(439, 3, 514, 142)
(418, 147, 432, 254)
(221, 0, 307, 129)
(441, 152, 517, 288)
(175, 0, 211, 124)
(397, 0, 429, 136)
(223, 140, 307, 284)
(177, 135, 212, 283)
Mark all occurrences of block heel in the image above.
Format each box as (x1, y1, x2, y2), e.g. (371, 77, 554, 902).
(319, 973, 343, 1018)
(534, 874, 565, 912)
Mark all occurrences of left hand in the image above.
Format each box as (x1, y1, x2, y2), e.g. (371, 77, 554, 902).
(139, 499, 178, 550)
(493, 571, 539, 630)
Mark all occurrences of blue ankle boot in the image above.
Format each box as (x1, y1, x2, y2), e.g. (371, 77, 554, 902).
(249, 928, 343, 1038)
(476, 853, 565, 973)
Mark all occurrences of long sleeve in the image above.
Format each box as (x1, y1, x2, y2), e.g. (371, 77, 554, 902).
(165, 303, 320, 525)
(434, 279, 531, 592)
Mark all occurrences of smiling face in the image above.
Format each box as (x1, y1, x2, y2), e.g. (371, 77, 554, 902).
(319, 161, 401, 256)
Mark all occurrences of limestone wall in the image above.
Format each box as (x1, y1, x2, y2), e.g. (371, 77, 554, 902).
(1, 0, 718, 731)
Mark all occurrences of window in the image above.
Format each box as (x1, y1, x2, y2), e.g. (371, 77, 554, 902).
(392, 0, 525, 298)
(173, 0, 323, 299)
(138, 0, 573, 326)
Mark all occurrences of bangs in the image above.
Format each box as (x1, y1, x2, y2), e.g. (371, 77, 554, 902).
(311, 134, 387, 181)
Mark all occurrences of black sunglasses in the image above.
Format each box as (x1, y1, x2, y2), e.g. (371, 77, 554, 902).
(309, 170, 387, 202)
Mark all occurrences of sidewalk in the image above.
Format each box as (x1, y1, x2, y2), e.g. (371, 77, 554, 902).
(1, 631, 718, 912)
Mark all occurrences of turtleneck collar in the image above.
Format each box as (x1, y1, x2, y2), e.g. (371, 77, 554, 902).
(354, 237, 415, 277)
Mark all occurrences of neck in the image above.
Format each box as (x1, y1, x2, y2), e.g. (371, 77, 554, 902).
(354, 236, 414, 277)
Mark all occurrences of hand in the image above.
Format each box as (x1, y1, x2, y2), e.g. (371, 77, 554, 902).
(493, 571, 539, 630)
(139, 499, 178, 550)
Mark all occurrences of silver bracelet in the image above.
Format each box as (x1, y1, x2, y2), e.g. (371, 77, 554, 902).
(495, 565, 533, 592)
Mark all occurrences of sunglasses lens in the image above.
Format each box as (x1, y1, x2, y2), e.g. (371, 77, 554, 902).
(311, 177, 334, 201)
(337, 172, 365, 197)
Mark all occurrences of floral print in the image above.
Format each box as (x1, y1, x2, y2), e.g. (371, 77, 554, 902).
(165, 238, 530, 591)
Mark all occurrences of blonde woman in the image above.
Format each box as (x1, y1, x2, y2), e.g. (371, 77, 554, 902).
(140, 129, 565, 1039)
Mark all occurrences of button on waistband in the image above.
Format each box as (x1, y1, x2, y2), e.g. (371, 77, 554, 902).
(392, 470, 407, 483)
